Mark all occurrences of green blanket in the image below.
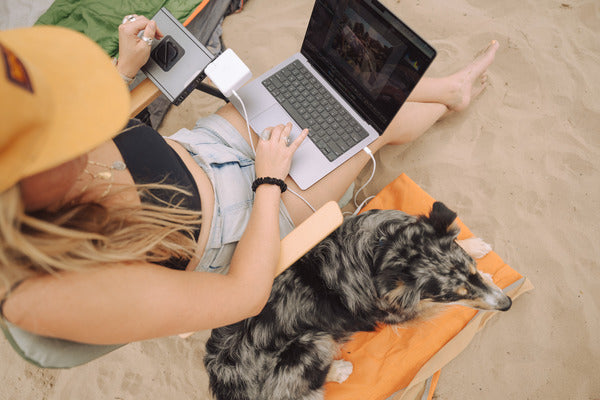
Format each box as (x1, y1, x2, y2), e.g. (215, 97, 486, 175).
(35, 0, 204, 57)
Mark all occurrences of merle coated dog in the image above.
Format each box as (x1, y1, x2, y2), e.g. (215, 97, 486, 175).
(204, 202, 511, 400)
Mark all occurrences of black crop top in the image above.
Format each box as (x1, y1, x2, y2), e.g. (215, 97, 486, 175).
(113, 121, 201, 270)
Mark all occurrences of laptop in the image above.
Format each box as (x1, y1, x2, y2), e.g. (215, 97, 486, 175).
(231, 0, 436, 190)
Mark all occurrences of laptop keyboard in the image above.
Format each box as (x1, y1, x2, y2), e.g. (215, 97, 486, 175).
(262, 60, 369, 162)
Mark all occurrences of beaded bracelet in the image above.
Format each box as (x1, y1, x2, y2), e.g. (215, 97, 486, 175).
(252, 177, 287, 193)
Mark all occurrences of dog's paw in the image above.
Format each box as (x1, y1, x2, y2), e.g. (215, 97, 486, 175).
(457, 237, 492, 259)
(326, 360, 353, 383)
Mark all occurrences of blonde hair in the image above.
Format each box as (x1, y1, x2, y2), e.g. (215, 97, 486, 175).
(0, 182, 202, 290)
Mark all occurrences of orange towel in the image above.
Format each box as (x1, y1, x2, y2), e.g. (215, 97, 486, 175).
(324, 174, 532, 400)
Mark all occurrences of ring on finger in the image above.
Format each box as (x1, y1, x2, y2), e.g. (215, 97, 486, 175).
(122, 14, 136, 24)
(141, 36, 153, 46)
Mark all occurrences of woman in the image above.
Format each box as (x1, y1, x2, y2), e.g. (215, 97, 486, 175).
(0, 17, 498, 347)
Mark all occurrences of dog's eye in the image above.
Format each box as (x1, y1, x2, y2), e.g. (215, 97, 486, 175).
(456, 287, 468, 296)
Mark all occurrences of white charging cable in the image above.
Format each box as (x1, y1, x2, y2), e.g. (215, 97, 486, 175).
(287, 187, 317, 213)
(351, 147, 377, 216)
(232, 90, 317, 213)
(231, 90, 256, 155)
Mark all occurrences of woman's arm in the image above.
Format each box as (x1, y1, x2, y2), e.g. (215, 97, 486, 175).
(225, 123, 309, 309)
(3, 262, 271, 344)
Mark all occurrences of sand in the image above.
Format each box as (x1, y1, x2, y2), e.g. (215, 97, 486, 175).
(1, 0, 599, 399)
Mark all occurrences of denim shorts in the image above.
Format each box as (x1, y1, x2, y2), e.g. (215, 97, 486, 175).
(169, 114, 295, 273)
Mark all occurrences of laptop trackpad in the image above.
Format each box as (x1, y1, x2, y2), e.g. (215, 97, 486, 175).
(250, 103, 297, 135)
(251, 104, 330, 190)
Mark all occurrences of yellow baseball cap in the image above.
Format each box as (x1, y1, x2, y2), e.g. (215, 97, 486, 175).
(0, 26, 130, 192)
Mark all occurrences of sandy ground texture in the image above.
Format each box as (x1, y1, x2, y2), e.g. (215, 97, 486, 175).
(1, 0, 599, 399)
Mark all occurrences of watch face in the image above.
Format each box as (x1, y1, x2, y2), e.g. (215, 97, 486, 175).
(151, 35, 185, 72)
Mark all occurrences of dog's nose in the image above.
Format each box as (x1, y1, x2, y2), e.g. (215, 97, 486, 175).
(497, 296, 512, 311)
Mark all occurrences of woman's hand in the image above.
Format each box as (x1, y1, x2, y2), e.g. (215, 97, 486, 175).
(254, 123, 309, 180)
(116, 15, 163, 79)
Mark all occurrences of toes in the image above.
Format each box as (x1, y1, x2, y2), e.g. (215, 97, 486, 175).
(476, 40, 499, 59)
(479, 74, 489, 90)
(486, 40, 500, 53)
(471, 41, 499, 76)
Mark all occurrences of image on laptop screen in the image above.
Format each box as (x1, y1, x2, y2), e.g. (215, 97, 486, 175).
(326, 7, 405, 99)
(302, 0, 436, 133)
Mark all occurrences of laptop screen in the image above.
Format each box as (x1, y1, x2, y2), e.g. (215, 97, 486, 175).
(301, 0, 436, 133)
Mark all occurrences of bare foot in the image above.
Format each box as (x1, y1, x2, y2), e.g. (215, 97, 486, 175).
(446, 40, 499, 111)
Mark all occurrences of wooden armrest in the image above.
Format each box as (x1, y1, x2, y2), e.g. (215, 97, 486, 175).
(129, 78, 161, 117)
(276, 201, 343, 275)
(178, 201, 343, 338)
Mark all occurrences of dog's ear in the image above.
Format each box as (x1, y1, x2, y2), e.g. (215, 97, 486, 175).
(426, 202, 459, 238)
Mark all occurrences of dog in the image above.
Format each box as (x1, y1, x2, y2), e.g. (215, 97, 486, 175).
(204, 202, 512, 400)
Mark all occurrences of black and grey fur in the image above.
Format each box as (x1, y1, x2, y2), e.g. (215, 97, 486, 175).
(204, 202, 511, 400)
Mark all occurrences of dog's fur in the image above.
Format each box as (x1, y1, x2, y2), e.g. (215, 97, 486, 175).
(204, 202, 511, 400)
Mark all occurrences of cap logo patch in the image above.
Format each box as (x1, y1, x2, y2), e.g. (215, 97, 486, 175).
(0, 43, 34, 93)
